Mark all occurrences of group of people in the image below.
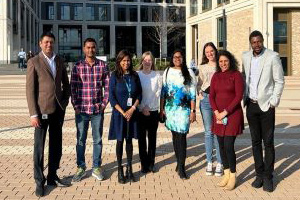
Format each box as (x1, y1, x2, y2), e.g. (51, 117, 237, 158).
(26, 30, 284, 197)
(18, 48, 35, 71)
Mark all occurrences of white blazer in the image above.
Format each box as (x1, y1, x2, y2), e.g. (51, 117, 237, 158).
(242, 48, 285, 112)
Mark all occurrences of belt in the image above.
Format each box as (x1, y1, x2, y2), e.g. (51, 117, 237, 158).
(249, 98, 258, 104)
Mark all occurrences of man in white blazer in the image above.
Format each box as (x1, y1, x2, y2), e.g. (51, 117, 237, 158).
(242, 30, 284, 192)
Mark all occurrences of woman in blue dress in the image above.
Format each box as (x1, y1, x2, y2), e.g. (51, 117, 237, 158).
(160, 49, 197, 179)
(109, 50, 142, 184)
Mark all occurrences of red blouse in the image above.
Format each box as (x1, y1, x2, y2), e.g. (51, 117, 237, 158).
(209, 70, 244, 136)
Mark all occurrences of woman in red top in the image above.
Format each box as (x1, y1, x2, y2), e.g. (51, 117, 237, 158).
(209, 50, 244, 190)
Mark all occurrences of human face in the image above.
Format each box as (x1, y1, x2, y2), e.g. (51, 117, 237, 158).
(173, 52, 183, 68)
(250, 36, 264, 56)
(83, 41, 96, 59)
(204, 45, 216, 62)
(142, 55, 153, 71)
(39, 36, 54, 57)
(219, 55, 230, 72)
(120, 56, 131, 73)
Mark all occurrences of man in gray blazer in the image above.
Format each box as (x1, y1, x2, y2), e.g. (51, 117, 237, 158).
(26, 32, 71, 197)
(242, 30, 284, 192)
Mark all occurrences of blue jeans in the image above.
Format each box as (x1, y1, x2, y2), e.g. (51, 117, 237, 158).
(75, 112, 104, 168)
(200, 93, 222, 164)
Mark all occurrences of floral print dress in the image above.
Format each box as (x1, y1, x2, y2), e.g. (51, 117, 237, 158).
(161, 67, 196, 134)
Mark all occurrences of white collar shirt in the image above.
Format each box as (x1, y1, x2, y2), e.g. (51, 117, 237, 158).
(42, 51, 56, 77)
(249, 50, 264, 100)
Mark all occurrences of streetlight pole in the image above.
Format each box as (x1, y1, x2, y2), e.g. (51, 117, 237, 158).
(222, 0, 227, 50)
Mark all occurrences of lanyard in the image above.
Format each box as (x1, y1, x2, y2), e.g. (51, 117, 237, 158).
(124, 76, 131, 97)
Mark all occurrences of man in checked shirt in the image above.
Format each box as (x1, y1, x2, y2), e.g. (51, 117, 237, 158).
(71, 38, 110, 182)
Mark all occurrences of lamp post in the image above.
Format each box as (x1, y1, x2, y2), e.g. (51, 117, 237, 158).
(222, 0, 227, 50)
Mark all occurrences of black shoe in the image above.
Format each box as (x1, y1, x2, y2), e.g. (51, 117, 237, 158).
(125, 165, 136, 182)
(178, 165, 189, 180)
(47, 176, 71, 187)
(251, 177, 263, 188)
(175, 164, 178, 172)
(148, 165, 157, 173)
(118, 166, 126, 184)
(141, 165, 149, 174)
(263, 178, 274, 192)
(35, 185, 44, 197)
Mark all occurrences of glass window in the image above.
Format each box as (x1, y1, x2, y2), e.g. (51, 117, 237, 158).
(141, 6, 149, 22)
(202, 0, 212, 11)
(58, 3, 70, 20)
(87, 26, 110, 55)
(167, 27, 185, 57)
(274, 21, 287, 44)
(114, 0, 138, 2)
(141, 6, 162, 22)
(167, 7, 185, 22)
(86, 4, 96, 21)
(190, 0, 197, 16)
(41, 2, 54, 20)
(116, 26, 136, 55)
(99, 5, 110, 21)
(217, 0, 230, 6)
(142, 27, 160, 58)
(73, 4, 83, 21)
(115, 5, 137, 22)
(13, 0, 18, 34)
(217, 17, 226, 48)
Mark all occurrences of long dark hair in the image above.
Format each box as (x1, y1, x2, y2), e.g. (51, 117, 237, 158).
(216, 50, 239, 72)
(170, 49, 191, 85)
(115, 50, 134, 79)
(201, 42, 218, 65)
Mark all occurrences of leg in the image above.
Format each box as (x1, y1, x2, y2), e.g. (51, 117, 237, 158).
(116, 139, 125, 184)
(217, 136, 230, 187)
(48, 107, 65, 180)
(138, 114, 148, 172)
(75, 113, 90, 169)
(177, 133, 188, 179)
(200, 95, 214, 164)
(247, 103, 264, 178)
(172, 131, 179, 171)
(147, 111, 159, 172)
(125, 139, 135, 182)
(91, 113, 104, 168)
(33, 118, 48, 186)
(224, 136, 237, 191)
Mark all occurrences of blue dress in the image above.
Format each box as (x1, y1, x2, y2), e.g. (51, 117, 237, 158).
(108, 71, 142, 141)
(161, 68, 196, 134)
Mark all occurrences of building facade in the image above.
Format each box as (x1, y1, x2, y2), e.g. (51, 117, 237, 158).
(186, 0, 300, 76)
(0, 0, 186, 63)
(0, 0, 40, 64)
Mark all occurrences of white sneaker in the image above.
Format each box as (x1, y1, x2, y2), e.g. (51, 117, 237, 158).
(206, 162, 213, 176)
(215, 163, 223, 177)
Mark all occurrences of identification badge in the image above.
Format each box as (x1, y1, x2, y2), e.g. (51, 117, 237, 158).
(127, 98, 133, 106)
(42, 114, 48, 119)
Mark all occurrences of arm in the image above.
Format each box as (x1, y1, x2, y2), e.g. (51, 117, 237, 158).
(61, 60, 71, 109)
(269, 54, 285, 107)
(197, 67, 204, 95)
(160, 70, 167, 118)
(99, 64, 110, 111)
(208, 74, 218, 112)
(70, 64, 79, 111)
(224, 72, 244, 114)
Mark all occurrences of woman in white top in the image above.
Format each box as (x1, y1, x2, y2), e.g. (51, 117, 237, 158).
(197, 42, 223, 176)
(138, 51, 162, 173)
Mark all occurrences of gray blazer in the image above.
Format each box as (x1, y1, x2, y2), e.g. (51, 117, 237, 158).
(242, 48, 285, 112)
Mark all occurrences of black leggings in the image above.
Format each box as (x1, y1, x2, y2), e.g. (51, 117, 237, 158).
(217, 136, 237, 173)
(116, 138, 133, 167)
(172, 131, 187, 167)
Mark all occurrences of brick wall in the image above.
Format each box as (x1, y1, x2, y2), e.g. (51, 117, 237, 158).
(291, 10, 300, 76)
(197, 19, 212, 64)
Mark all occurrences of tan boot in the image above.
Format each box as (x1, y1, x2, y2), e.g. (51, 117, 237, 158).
(217, 169, 230, 187)
(225, 172, 236, 190)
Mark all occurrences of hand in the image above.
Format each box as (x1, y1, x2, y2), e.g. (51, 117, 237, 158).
(159, 110, 166, 119)
(142, 106, 150, 116)
(270, 104, 275, 109)
(30, 117, 41, 128)
(216, 119, 223, 124)
(190, 112, 196, 123)
(124, 107, 135, 121)
(218, 110, 228, 120)
(75, 108, 80, 115)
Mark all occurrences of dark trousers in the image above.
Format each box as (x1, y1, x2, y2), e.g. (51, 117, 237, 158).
(217, 136, 237, 173)
(116, 138, 133, 167)
(172, 131, 187, 168)
(246, 102, 275, 179)
(138, 111, 159, 169)
(33, 107, 65, 186)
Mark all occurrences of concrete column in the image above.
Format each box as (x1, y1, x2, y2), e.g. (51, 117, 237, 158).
(28, 13, 32, 51)
(162, 3, 167, 57)
(24, 6, 27, 52)
(110, 25, 116, 58)
(82, 24, 87, 44)
(136, 4, 142, 56)
(17, 0, 21, 53)
(186, 25, 193, 66)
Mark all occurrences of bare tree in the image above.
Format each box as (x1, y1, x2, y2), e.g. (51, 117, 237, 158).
(147, 7, 185, 63)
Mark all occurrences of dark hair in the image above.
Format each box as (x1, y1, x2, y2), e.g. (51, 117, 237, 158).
(115, 50, 134, 79)
(249, 30, 264, 42)
(201, 42, 218, 65)
(170, 49, 191, 85)
(84, 38, 97, 46)
(40, 32, 55, 41)
(216, 50, 239, 72)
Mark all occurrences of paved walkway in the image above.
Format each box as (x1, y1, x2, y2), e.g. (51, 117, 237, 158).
(0, 75, 299, 200)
